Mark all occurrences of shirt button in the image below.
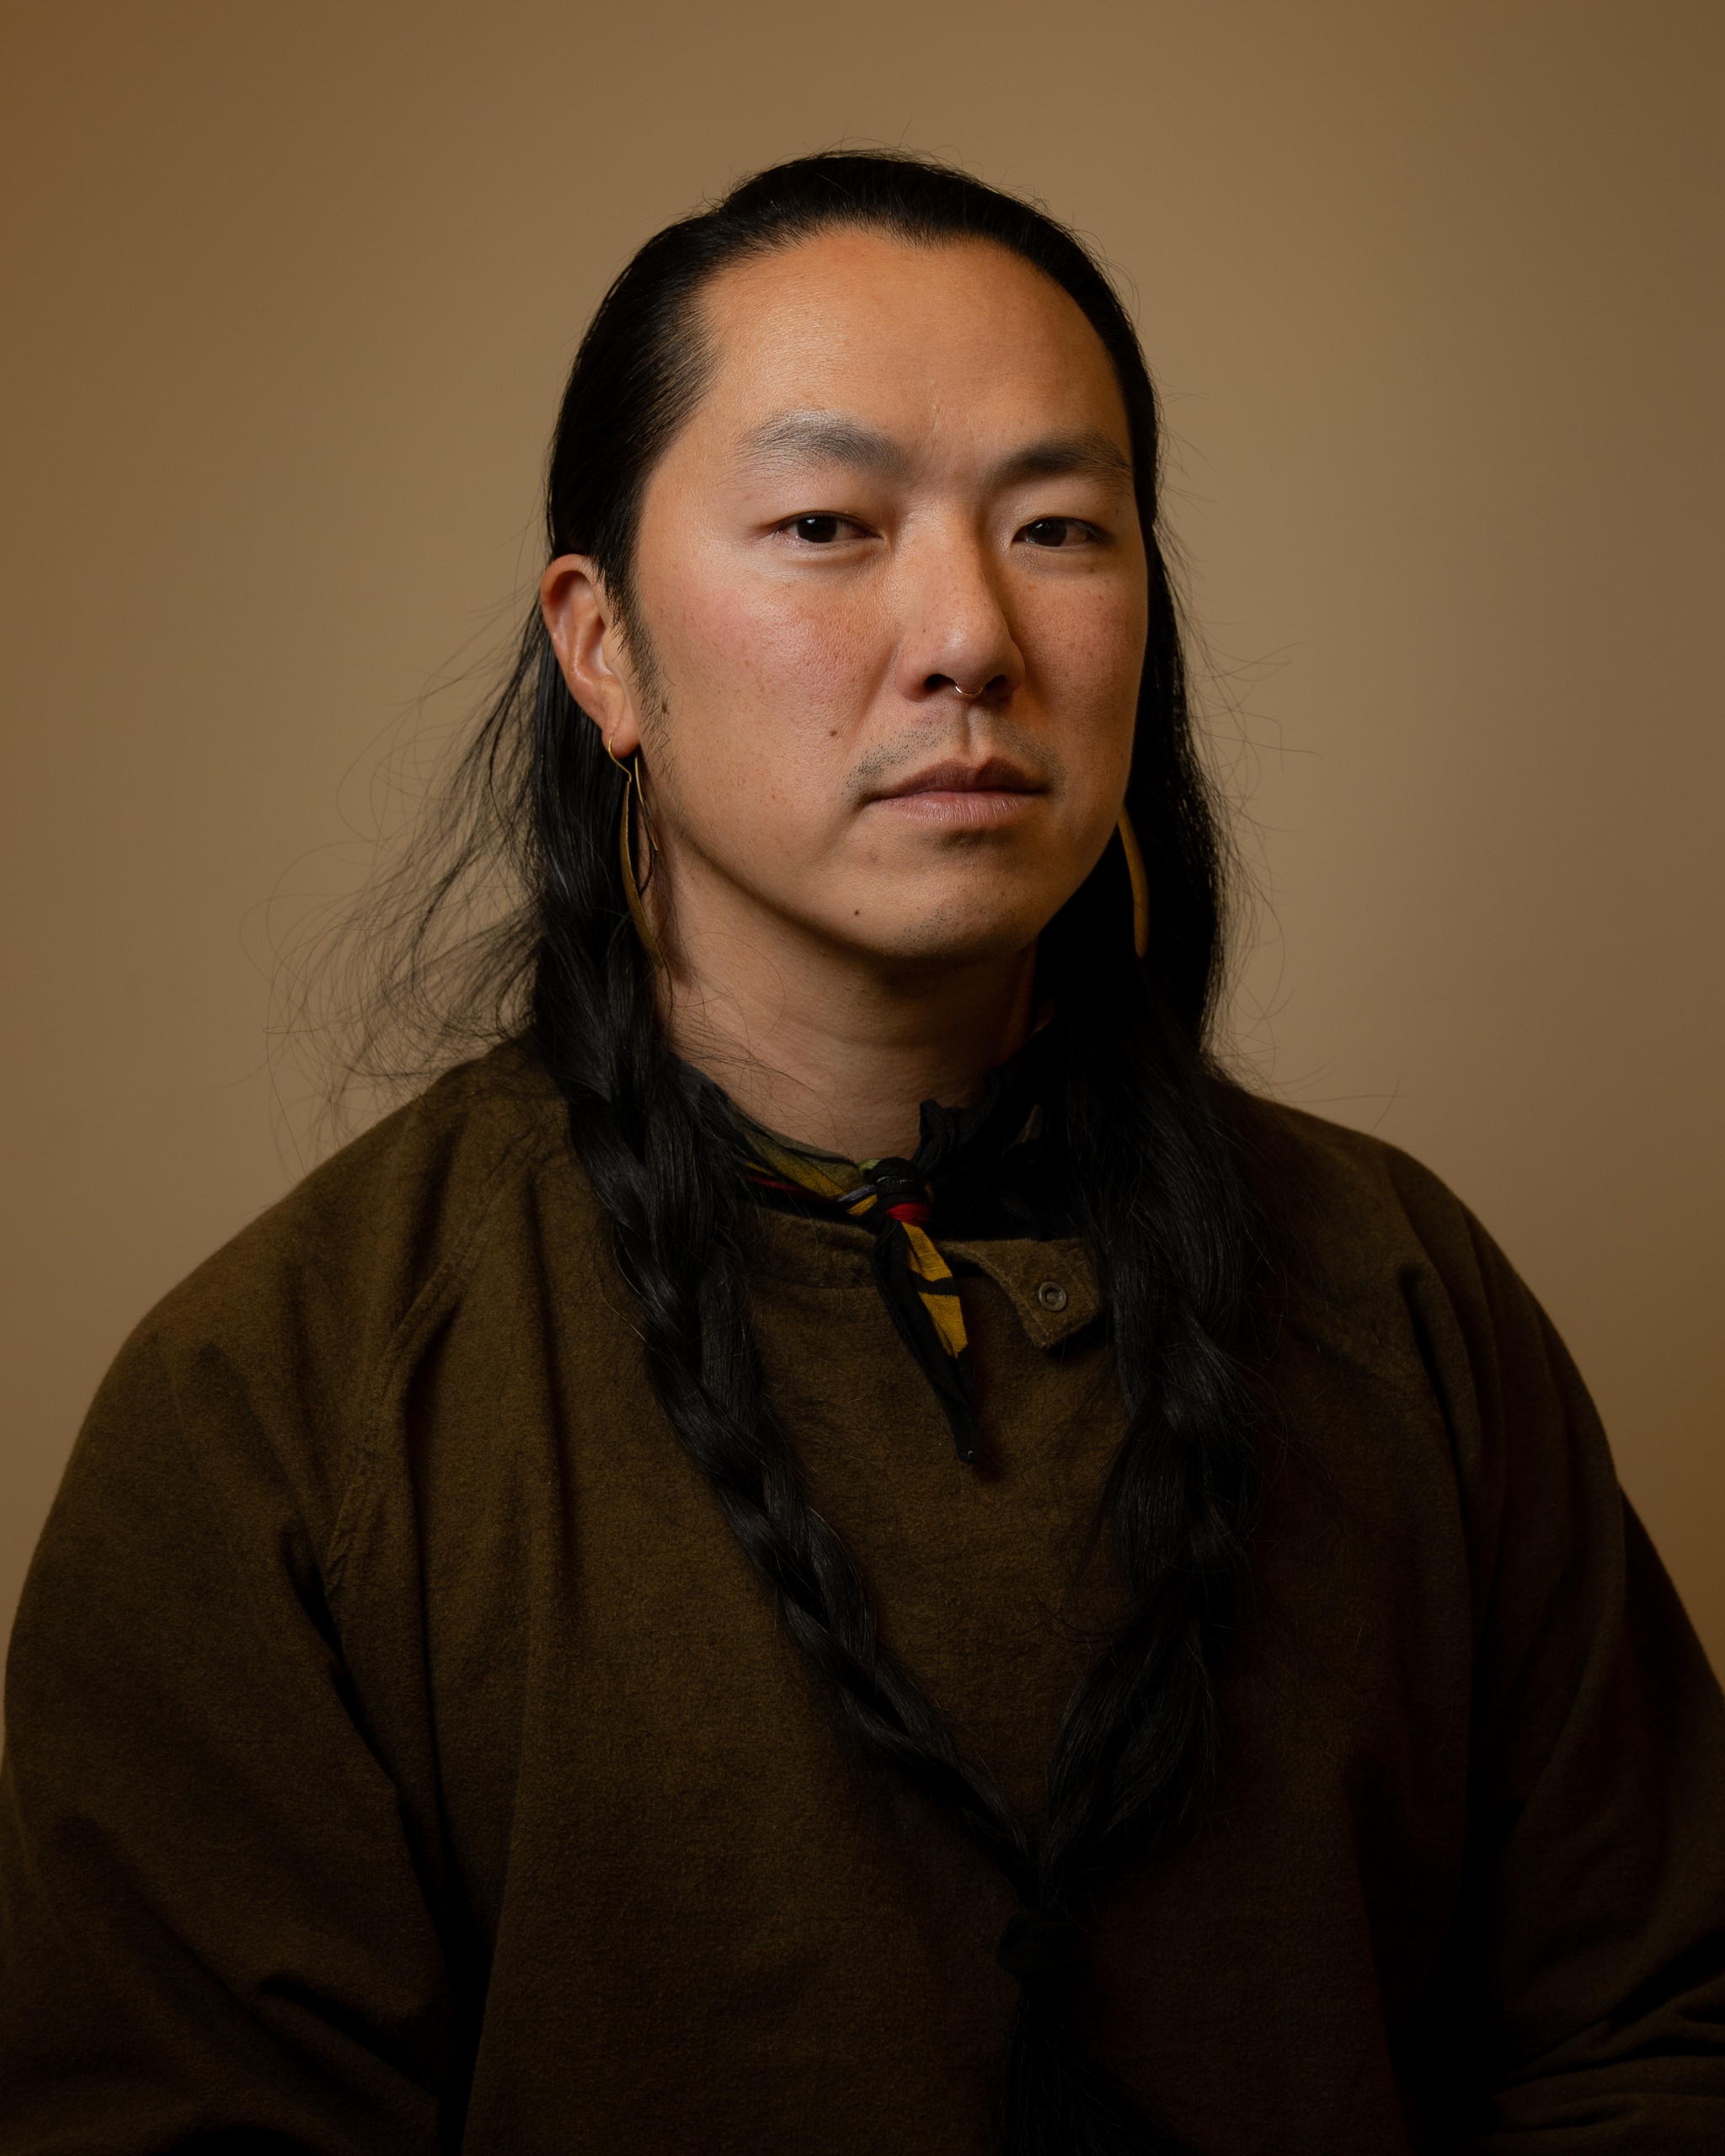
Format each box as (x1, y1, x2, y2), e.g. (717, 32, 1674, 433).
(1036, 1280, 1068, 1312)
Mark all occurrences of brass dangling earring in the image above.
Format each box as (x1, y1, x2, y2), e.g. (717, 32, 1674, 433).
(1117, 808, 1150, 960)
(606, 739, 665, 968)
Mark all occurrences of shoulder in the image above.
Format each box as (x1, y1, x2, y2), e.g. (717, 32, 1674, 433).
(1227, 1096, 1616, 1636)
(162, 1042, 572, 1346)
(1230, 1091, 1555, 1411)
(1241, 1095, 1487, 1272)
(92, 1043, 585, 1541)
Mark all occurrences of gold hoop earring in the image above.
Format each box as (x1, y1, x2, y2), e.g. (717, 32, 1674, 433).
(606, 739, 665, 969)
(1117, 809, 1150, 960)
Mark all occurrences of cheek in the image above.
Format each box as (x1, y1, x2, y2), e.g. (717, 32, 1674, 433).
(649, 546, 884, 765)
(637, 545, 886, 864)
(1023, 575, 1146, 769)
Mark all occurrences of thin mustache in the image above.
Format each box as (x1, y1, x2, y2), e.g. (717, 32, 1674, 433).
(848, 717, 1065, 802)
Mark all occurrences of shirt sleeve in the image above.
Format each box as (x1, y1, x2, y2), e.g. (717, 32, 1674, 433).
(0, 1324, 455, 2155)
(1404, 1211, 1725, 2149)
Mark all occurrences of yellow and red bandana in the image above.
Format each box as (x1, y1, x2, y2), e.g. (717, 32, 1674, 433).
(744, 1136, 979, 1459)
(735, 1018, 1061, 1465)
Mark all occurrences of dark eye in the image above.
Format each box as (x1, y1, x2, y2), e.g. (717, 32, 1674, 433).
(1022, 517, 1086, 548)
(791, 514, 846, 543)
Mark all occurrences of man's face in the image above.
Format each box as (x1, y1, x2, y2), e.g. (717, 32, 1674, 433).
(553, 227, 1148, 971)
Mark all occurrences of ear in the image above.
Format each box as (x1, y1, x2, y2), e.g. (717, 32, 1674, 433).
(539, 554, 642, 760)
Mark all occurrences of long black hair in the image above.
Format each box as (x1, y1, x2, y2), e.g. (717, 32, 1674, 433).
(351, 151, 1266, 2153)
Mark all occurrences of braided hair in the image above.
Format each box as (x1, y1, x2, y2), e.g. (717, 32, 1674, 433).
(432, 152, 1263, 2153)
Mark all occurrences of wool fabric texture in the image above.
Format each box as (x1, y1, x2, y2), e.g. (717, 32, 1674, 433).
(3, 1045, 1723, 2153)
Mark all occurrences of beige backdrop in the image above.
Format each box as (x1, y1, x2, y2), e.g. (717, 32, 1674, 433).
(3, 1, 1721, 1669)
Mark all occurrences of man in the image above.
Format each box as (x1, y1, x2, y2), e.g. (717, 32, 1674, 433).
(3, 152, 1722, 2155)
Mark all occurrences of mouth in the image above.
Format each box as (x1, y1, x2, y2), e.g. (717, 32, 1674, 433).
(864, 756, 1048, 830)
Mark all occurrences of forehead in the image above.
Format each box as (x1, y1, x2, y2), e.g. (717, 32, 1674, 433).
(687, 227, 1131, 462)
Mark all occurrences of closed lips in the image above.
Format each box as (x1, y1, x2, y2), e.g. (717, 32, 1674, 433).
(869, 759, 1044, 799)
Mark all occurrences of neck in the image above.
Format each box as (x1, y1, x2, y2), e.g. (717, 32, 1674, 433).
(657, 895, 1037, 1164)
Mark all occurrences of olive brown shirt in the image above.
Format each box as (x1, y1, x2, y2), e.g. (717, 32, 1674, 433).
(3, 1049, 1722, 2152)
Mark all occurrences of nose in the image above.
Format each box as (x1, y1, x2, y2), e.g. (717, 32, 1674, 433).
(895, 526, 1026, 710)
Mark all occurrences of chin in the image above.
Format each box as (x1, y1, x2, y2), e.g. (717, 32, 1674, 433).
(836, 899, 1050, 969)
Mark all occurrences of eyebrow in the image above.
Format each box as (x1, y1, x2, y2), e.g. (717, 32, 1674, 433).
(994, 430, 1133, 487)
(734, 411, 1133, 489)
(737, 411, 912, 479)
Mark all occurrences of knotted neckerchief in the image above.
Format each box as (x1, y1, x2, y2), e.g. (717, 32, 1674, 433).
(737, 1026, 1055, 1465)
